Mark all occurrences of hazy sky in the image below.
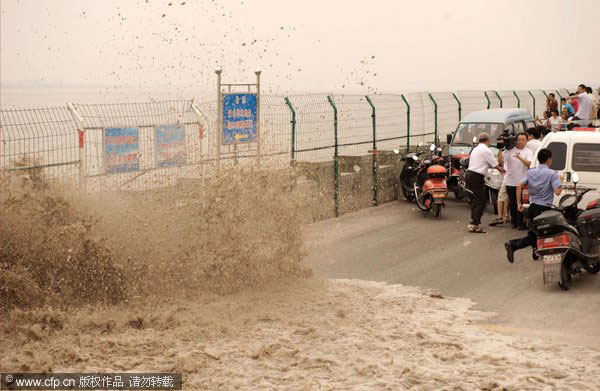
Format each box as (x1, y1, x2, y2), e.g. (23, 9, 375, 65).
(1, 0, 599, 93)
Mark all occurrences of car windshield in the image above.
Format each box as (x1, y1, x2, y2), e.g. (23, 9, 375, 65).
(453, 123, 506, 147)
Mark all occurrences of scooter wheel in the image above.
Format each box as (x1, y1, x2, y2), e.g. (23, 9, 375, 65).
(559, 260, 572, 291)
(402, 186, 415, 202)
(558, 281, 571, 291)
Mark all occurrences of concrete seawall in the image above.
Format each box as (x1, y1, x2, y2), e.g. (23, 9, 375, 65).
(294, 150, 404, 221)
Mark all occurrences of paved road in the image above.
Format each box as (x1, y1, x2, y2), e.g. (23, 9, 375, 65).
(304, 198, 600, 348)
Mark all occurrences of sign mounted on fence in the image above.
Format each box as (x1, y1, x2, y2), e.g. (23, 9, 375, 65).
(104, 127, 140, 174)
(155, 124, 187, 167)
(222, 93, 257, 144)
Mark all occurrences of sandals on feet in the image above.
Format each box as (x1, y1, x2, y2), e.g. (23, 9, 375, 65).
(468, 225, 487, 234)
(489, 218, 504, 226)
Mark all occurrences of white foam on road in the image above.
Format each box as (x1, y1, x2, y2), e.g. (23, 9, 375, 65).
(3, 278, 599, 390)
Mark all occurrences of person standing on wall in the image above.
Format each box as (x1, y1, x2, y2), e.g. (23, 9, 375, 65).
(572, 84, 593, 120)
(505, 148, 562, 263)
(466, 132, 505, 233)
(546, 93, 558, 113)
(503, 133, 533, 231)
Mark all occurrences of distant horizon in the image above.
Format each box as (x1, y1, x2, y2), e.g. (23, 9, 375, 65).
(2, 0, 599, 97)
(2, 79, 598, 92)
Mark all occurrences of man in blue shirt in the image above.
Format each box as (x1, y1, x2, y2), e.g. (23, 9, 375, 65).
(504, 148, 563, 263)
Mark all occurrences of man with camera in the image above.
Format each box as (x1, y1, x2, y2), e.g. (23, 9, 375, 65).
(505, 148, 562, 263)
(466, 132, 505, 233)
(503, 133, 533, 230)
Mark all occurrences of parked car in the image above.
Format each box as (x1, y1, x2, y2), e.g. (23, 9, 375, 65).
(445, 108, 534, 199)
(531, 130, 600, 207)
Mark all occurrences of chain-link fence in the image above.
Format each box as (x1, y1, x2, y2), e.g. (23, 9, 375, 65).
(69, 100, 205, 191)
(0, 106, 80, 184)
(2, 87, 597, 212)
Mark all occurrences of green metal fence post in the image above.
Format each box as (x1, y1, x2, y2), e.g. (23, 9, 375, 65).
(484, 91, 491, 109)
(513, 91, 520, 108)
(327, 95, 340, 217)
(428, 93, 438, 145)
(401, 94, 411, 152)
(365, 95, 378, 206)
(452, 92, 461, 121)
(494, 90, 502, 108)
(528, 91, 536, 117)
(284, 97, 296, 163)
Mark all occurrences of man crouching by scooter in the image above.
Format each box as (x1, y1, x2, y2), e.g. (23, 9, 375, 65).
(504, 148, 562, 263)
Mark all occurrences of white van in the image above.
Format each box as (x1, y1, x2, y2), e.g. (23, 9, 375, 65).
(530, 130, 600, 207)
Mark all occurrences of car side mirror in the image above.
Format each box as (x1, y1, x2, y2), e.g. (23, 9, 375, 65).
(446, 133, 453, 145)
(572, 172, 580, 184)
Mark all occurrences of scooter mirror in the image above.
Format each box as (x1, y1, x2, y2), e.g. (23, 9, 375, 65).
(429, 144, 435, 152)
(412, 155, 419, 161)
(418, 141, 424, 147)
(472, 136, 478, 144)
(393, 149, 400, 154)
(572, 172, 580, 184)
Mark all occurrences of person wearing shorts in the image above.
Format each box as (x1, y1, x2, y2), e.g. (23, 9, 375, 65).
(490, 177, 510, 226)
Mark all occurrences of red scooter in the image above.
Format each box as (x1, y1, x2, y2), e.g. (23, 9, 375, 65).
(414, 144, 448, 218)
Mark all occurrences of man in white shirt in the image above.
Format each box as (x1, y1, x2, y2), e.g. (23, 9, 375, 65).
(573, 84, 593, 120)
(503, 133, 533, 230)
(525, 127, 542, 154)
(466, 132, 505, 233)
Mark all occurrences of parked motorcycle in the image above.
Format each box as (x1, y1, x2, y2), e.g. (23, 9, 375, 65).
(395, 142, 426, 202)
(447, 153, 469, 200)
(531, 172, 600, 291)
(414, 144, 448, 218)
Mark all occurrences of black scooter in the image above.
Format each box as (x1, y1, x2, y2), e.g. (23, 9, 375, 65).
(531, 173, 600, 290)
(395, 142, 426, 202)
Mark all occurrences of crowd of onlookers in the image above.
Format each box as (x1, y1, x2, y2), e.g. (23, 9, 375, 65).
(466, 83, 598, 235)
(535, 84, 599, 133)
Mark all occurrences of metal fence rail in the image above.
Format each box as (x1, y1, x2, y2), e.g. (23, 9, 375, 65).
(71, 100, 205, 191)
(287, 93, 334, 162)
(332, 94, 373, 157)
(0, 106, 79, 184)
(456, 90, 487, 120)
(430, 92, 460, 141)
(368, 94, 407, 151)
(2, 86, 597, 196)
